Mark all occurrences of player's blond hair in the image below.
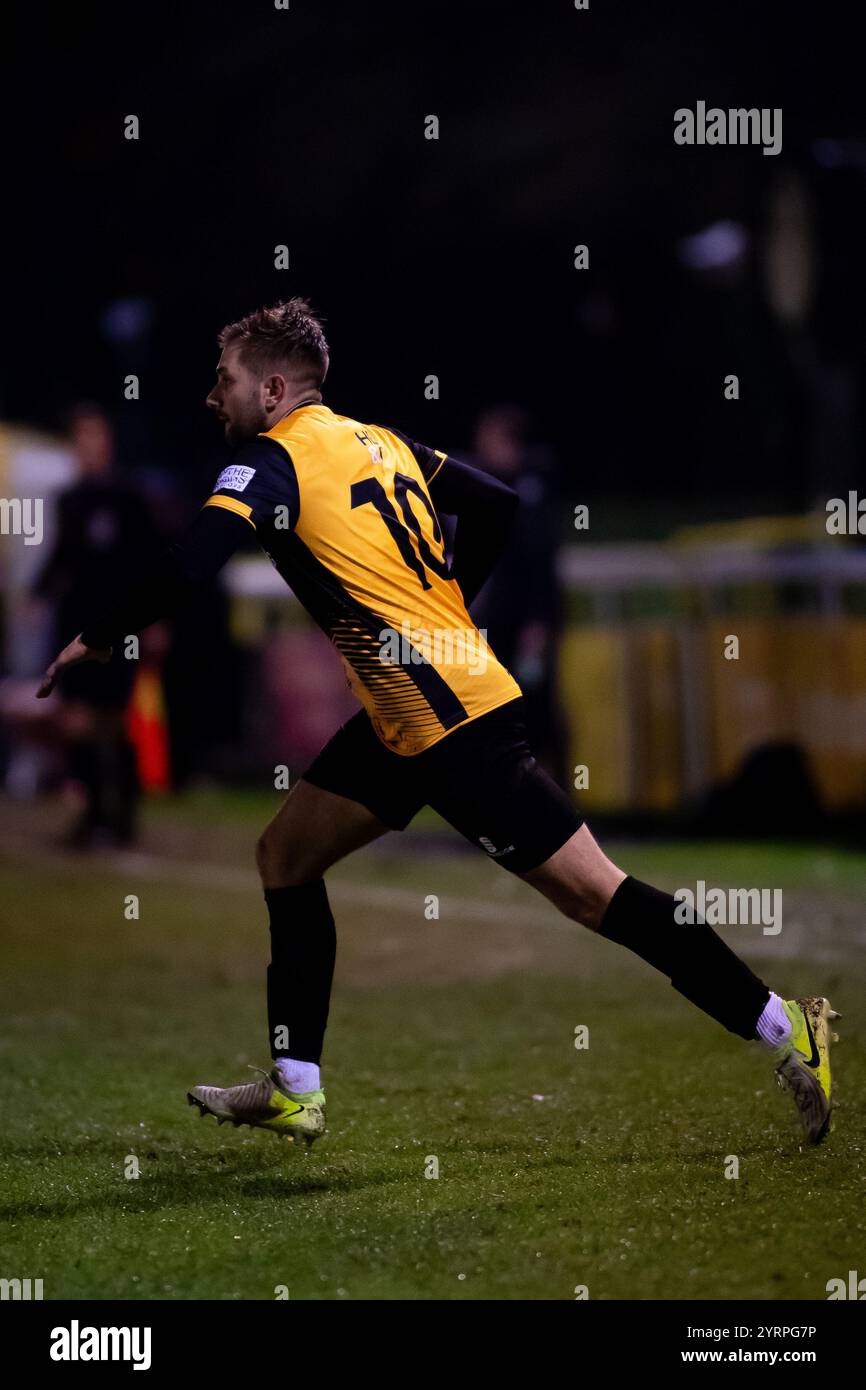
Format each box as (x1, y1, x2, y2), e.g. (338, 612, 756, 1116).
(218, 298, 329, 383)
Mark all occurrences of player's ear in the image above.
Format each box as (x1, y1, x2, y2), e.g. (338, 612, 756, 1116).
(263, 373, 286, 406)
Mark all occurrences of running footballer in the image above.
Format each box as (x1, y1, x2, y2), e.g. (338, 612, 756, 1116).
(38, 298, 841, 1148)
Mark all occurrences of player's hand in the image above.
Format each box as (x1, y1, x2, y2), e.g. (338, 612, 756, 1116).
(36, 635, 111, 698)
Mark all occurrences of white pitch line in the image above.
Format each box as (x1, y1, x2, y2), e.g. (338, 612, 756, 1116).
(0, 834, 850, 962)
(4, 838, 555, 929)
(0, 833, 539, 923)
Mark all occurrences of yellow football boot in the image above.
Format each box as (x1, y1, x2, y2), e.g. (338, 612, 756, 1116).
(187, 1066, 326, 1146)
(773, 996, 840, 1145)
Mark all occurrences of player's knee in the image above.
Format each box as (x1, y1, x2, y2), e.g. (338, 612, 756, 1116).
(255, 829, 272, 882)
(255, 825, 315, 887)
(255, 831, 269, 879)
(558, 891, 604, 931)
(532, 879, 607, 932)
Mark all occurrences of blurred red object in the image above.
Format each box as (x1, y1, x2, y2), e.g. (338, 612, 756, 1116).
(125, 665, 171, 793)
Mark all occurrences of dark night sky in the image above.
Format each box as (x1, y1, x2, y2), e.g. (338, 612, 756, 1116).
(6, 0, 866, 521)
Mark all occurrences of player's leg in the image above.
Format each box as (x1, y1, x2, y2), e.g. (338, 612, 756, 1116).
(520, 824, 840, 1144)
(255, 776, 389, 888)
(426, 698, 839, 1144)
(520, 823, 772, 1040)
(188, 712, 422, 1143)
(256, 777, 389, 1096)
(516, 821, 626, 929)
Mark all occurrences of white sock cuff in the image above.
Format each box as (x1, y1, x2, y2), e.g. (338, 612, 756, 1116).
(274, 1057, 321, 1093)
(755, 992, 791, 1049)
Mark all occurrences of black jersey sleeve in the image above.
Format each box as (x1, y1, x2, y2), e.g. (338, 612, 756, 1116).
(80, 436, 303, 647)
(429, 457, 519, 604)
(206, 436, 301, 531)
(79, 497, 250, 649)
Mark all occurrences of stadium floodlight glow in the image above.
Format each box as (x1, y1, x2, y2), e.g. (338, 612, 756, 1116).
(678, 220, 748, 271)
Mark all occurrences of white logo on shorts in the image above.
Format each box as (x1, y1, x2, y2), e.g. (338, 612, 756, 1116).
(214, 464, 256, 493)
(479, 836, 515, 858)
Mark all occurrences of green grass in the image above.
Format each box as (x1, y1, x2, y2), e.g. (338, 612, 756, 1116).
(0, 818, 864, 1300)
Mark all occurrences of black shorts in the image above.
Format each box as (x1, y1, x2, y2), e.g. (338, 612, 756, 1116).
(302, 696, 583, 874)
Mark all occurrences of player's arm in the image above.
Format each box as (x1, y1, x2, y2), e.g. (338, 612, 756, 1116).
(36, 505, 249, 697)
(380, 426, 519, 603)
(426, 455, 519, 604)
(37, 436, 293, 698)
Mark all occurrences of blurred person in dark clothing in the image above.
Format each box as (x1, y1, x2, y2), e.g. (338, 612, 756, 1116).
(33, 405, 157, 845)
(468, 405, 569, 786)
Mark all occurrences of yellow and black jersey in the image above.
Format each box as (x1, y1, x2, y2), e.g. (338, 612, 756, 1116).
(204, 403, 521, 755)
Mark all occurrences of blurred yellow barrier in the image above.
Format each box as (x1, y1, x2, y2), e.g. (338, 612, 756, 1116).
(559, 615, 866, 812)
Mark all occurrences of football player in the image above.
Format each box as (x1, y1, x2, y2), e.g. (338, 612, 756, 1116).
(38, 299, 840, 1148)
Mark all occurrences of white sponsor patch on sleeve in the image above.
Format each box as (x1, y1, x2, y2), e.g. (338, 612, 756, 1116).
(215, 464, 256, 493)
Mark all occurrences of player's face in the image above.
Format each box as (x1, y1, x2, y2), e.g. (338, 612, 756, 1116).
(206, 347, 269, 446)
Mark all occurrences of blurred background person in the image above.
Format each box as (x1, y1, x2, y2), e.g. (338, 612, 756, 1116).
(32, 404, 158, 846)
(468, 405, 570, 787)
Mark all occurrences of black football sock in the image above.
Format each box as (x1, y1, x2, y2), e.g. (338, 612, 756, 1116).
(598, 876, 770, 1040)
(265, 881, 336, 1065)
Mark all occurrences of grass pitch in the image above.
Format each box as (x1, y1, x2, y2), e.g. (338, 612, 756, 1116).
(1, 792, 864, 1300)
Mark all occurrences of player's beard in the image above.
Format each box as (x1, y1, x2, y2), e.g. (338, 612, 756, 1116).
(224, 399, 268, 447)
